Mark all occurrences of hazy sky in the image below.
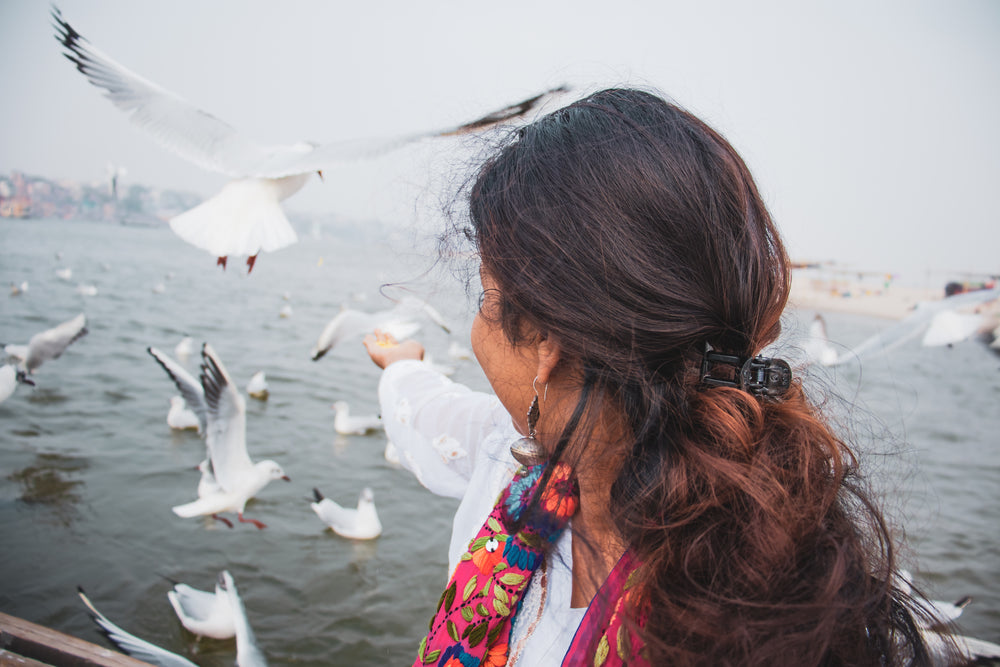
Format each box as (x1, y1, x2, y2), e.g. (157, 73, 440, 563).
(2, 0, 998, 280)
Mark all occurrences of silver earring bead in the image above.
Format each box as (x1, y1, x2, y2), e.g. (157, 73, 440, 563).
(510, 393, 546, 466)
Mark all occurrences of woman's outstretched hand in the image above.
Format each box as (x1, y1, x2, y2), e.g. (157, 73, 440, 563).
(363, 329, 425, 369)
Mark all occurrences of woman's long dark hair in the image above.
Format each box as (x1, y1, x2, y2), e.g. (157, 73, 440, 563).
(465, 88, 936, 665)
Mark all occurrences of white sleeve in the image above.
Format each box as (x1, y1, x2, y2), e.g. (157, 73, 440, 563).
(378, 359, 511, 499)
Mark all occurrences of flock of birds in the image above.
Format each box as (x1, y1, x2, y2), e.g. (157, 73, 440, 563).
(2, 282, 474, 665)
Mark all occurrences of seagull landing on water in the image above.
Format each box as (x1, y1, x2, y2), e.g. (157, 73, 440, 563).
(52, 7, 568, 273)
(310, 487, 382, 540)
(169, 344, 289, 529)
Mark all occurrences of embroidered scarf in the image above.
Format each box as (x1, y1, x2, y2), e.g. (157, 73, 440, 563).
(414, 463, 648, 667)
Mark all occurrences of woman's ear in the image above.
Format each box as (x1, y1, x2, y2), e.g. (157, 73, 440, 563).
(535, 335, 562, 387)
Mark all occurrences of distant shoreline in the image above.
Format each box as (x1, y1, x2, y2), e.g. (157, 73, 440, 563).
(788, 275, 943, 320)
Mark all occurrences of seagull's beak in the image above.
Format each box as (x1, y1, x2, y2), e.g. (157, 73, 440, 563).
(316, 170, 324, 182)
(282, 475, 291, 482)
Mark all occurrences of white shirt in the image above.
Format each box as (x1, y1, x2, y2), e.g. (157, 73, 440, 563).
(378, 360, 586, 666)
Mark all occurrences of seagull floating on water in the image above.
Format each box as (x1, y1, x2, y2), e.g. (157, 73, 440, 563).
(174, 335, 194, 362)
(246, 371, 269, 400)
(170, 344, 289, 529)
(79, 571, 267, 667)
(167, 395, 202, 432)
(331, 400, 382, 435)
(3, 312, 88, 375)
(53, 7, 567, 273)
(167, 571, 237, 641)
(149, 346, 208, 435)
(310, 486, 382, 540)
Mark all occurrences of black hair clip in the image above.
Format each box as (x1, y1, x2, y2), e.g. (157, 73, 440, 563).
(701, 349, 792, 397)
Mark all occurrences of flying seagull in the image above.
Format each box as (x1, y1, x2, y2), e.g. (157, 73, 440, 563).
(831, 287, 999, 365)
(52, 7, 567, 272)
(3, 312, 88, 375)
(170, 344, 290, 529)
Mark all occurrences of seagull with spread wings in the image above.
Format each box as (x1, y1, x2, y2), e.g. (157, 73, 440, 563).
(3, 312, 88, 375)
(52, 7, 567, 272)
(169, 344, 289, 529)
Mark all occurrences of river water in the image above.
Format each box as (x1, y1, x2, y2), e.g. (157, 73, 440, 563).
(1, 218, 997, 664)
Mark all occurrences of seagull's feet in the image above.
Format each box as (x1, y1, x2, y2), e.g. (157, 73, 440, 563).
(238, 513, 267, 530)
(217, 256, 228, 270)
(211, 513, 234, 529)
(246, 254, 258, 274)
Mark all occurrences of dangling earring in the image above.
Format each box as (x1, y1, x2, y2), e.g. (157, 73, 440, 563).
(510, 377, 547, 466)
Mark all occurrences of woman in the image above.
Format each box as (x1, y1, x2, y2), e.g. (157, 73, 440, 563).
(365, 88, 941, 666)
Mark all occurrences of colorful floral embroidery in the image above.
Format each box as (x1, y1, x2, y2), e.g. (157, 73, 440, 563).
(415, 463, 575, 667)
(503, 465, 542, 521)
(416, 462, 645, 667)
(471, 534, 507, 574)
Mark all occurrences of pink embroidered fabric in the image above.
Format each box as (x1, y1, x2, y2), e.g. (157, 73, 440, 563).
(414, 463, 577, 667)
(414, 462, 648, 667)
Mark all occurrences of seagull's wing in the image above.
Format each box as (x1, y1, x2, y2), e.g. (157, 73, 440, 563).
(167, 583, 218, 624)
(148, 347, 207, 433)
(834, 287, 1000, 365)
(311, 308, 379, 359)
(77, 587, 199, 667)
(200, 343, 254, 490)
(3, 344, 29, 364)
(220, 571, 269, 667)
(53, 8, 295, 178)
(921, 627, 1000, 664)
(310, 490, 352, 532)
(25, 313, 88, 372)
(253, 85, 571, 177)
(395, 296, 452, 333)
